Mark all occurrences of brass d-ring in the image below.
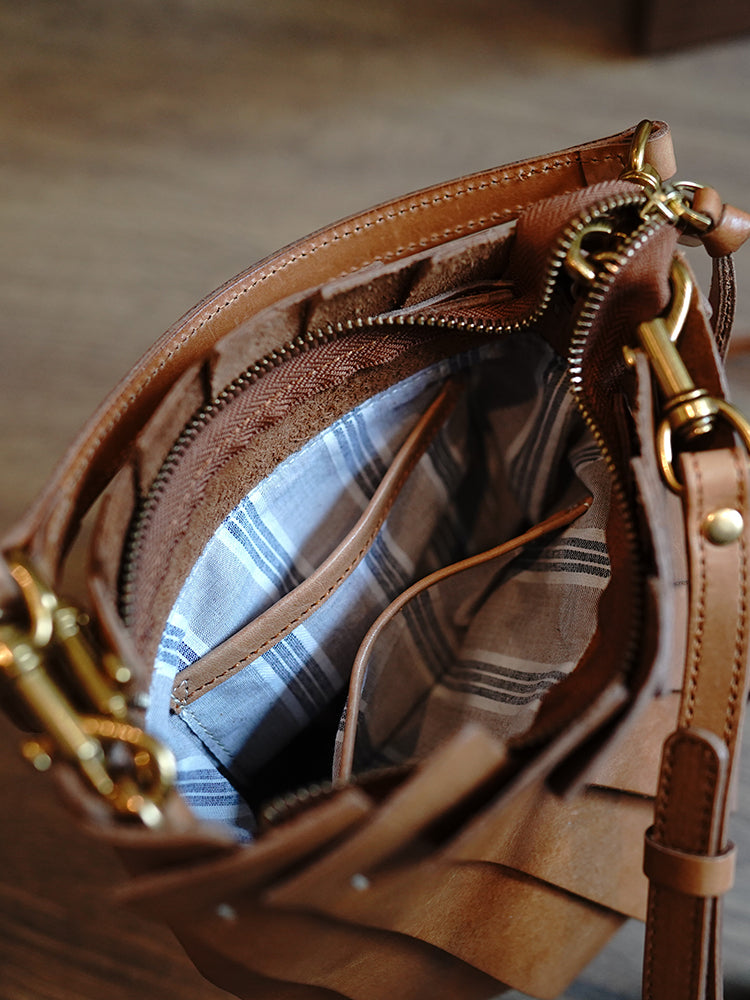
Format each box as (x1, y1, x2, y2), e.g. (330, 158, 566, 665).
(7, 556, 57, 649)
(657, 400, 750, 494)
(628, 120, 653, 176)
(620, 120, 662, 191)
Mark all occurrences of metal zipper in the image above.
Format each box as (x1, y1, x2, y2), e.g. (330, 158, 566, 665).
(566, 207, 671, 572)
(119, 329, 340, 620)
(116, 188, 675, 825)
(264, 211, 677, 818)
(119, 191, 653, 636)
(257, 208, 673, 822)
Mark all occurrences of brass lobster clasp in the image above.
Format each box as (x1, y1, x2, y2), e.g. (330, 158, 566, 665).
(0, 554, 175, 827)
(625, 258, 750, 493)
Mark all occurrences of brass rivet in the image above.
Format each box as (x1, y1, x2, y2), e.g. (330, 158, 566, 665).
(703, 507, 744, 545)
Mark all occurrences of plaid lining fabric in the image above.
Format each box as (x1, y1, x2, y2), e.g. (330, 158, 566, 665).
(147, 334, 610, 839)
(347, 437, 610, 773)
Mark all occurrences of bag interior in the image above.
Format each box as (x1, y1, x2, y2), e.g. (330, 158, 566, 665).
(116, 223, 614, 839)
(138, 339, 609, 839)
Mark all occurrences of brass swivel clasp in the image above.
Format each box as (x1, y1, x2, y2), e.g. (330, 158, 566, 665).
(620, 120, 714, 237)
(626, 257, 717, 439)
(624, 257, 750, 493)
(0, 554, 175, 827)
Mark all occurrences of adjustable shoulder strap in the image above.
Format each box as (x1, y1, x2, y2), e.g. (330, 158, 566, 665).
(643, 446, 750, 1000)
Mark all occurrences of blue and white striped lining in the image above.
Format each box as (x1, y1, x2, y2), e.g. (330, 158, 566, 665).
(148, 343, 501, 836)
(147, 334, 610, 839)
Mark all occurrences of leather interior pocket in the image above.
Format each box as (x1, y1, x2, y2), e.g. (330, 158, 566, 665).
(336, 496, 594, 780)
(171, 377, 465, 711)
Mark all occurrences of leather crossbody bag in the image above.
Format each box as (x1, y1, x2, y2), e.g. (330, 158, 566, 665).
(1, 120, 749, 1000)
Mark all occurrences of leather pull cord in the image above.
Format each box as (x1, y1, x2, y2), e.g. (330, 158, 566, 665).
(692, 187, 750, 354)
(643, 448, 750, 1000)
(708, 255, 736, 357)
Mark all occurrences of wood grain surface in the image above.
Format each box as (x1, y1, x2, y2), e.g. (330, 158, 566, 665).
(1, 3, 749, 998)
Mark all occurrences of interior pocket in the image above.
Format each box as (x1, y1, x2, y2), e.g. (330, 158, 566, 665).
(335, 496, 595, 779)
(146, 332, 610, 838)
(170, 377, 465, 713)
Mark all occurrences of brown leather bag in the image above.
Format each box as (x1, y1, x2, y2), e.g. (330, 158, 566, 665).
(1, 121, 749, 1000)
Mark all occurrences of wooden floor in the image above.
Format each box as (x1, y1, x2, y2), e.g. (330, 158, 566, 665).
(1, 2, 749, 997)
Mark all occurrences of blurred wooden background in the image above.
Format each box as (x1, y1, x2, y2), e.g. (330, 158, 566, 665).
(1, 2, 749, 998)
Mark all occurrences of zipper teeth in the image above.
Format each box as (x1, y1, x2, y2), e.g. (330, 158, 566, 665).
(119, 328, 340, 619)
(259, 779, 333, 828)
(327, 191, 645, 339)
(558, 209, 672, 728)
(260, 763, 410, 828)
(568, 209, 670, 468)
(119, 190, 649, 625)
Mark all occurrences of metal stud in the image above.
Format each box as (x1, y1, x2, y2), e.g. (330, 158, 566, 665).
(702, 507, 744, 545)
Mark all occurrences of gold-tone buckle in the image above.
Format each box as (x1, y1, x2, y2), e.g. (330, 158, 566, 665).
(0, 554, 175, 827)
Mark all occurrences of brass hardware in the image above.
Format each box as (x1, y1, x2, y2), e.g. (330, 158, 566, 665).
(621, 121, 714, 236)
(621, 119, 663, 192)
(0, 553, 175, 826)
(53, 604, 129, 720)
(703, 508, 744, 546)
(8, 559, 129, 719)
(637, 258, 718, 440)
(658, 398, 750, 495)
(564, 221, 618, 285)
(9, 560, 56, 647)
(632, 257, 750, 493)
(625, 119, 653, 177)
(80, 717, 176, 827)
(616, 123, 750, 493)
(0, 622, 116, 795)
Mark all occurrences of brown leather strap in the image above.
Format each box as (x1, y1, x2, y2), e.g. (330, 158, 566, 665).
(644, 828, 736, 898)
(1, 123, 676, 590)
(678, 451, 750, 766)
(692, 187, 750, 259)
(643, 448, 750, 1000)
(644, 728, 730, 1000)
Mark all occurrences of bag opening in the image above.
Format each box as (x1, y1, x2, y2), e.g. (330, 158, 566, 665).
(143, 333, 611, 838)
